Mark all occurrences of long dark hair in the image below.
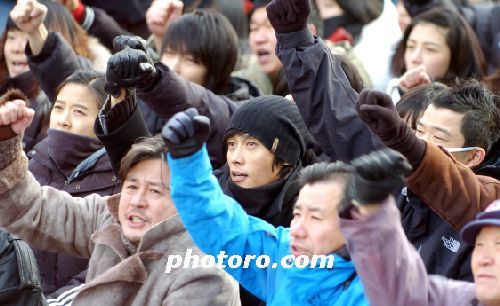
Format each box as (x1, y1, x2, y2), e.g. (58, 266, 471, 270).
(391, 8, 486, 82)
(0, 0, 91, 90)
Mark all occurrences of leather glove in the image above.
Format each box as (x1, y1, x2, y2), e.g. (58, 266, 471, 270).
(162, 108, 211, 158)
(105, 47, 157, 96)
(355, 89, 426, 169)
(350, 148, 412, 205)
(266, 0, 311, 34)
(112, 35, 148, 54)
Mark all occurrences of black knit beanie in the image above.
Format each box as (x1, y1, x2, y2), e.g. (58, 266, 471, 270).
(225, 96, 307, 166)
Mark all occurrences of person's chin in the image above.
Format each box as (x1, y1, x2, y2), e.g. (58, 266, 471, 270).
(123, 227, 146, 243)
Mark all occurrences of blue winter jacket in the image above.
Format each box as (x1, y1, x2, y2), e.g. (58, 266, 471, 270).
(168, 146, 368, 306)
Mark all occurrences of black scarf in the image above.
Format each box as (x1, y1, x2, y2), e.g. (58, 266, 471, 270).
(46, 129, 102, 177)
(215, 163, 302, 224)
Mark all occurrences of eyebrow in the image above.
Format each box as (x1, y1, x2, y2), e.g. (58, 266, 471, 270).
(293, 203, 324, 213)
(417, 119, 452, 136)
(54, 100, 90, 111)
(125, 177, 167, 189)
(407, 39, 441, 48)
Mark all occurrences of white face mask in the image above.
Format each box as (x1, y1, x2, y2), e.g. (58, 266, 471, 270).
(444, 146, 479, 153)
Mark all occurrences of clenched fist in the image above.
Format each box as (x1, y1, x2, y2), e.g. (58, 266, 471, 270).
(0, 91, 34, 138)
(9, 0, 48, 33)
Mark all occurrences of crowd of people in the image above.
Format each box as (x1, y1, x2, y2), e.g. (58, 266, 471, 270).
(0, 0, 498, 305)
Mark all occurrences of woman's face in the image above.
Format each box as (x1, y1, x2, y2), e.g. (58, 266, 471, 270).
(3, 30, 30, 78)
(49, 83, 100, 138)
(404, 23, 452, 80)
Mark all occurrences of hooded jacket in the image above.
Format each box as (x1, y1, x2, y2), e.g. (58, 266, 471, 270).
(167, 146, 368, 306)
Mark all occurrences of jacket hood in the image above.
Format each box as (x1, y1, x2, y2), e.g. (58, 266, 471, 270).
(225, 76, 261, 102)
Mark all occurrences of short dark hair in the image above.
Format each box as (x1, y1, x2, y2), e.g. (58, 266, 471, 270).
(297, 162, 354, 210)
(56, 70, 107, 109)
(119, 137, 167, 180)
(297, 162, 353, 189)
(161, 9, 239, 95)
(397, 82, 449, 130)
(431, 79, 500, 153)
(391, 8, 486, 82)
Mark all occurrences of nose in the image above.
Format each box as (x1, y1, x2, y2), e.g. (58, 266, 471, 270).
(409, 47, 422, 66)
(290, 217, 307, 240)
(164, 55, 181, 74)
(12, 37, 26, 54)
(57, 110, 71, 129)
(252, 27, 268, 44)
(228, 144, 244, 165)
(475, 247, 494, 267)
(130, 187, 148, 208)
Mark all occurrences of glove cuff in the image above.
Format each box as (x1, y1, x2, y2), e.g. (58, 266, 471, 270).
(383, 122, 426, 171)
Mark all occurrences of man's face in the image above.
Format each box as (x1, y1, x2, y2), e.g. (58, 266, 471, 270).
(118, 158, 176, 243)
(416, 104, 482, 166)
(226, 133, 283, 188)
(249, 7, 283, 77)
(161, 50, 207, 86)
(472, 227, 500, 306)
(290, 181, 346, 258)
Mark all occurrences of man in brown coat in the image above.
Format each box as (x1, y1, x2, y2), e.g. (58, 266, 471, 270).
(0, 94, 239, 305)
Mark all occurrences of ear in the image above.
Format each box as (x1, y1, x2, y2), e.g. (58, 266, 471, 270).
(307, 24, 317, 35)
(465, 147, 485, 167)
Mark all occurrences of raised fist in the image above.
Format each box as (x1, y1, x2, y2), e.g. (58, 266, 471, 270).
(112, 35, 148, 54)
(105, 47, 156, 96)
(146, 0, 183, 37)
(266, 0, 311, 34)
(9, 0, 48, 34)
(350, 149, 412, 205)
(162, 108, 210, 158)
(0, 91, 35, 138)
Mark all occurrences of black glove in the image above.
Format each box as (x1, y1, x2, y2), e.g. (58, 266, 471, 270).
(112, 35, 148, 54)
(104, 47, 157, 96)
(266, 0, 311, 34)
(355, 89, 426, 169)
(162, 108, 211, 158)
(350, 148, 412, 205)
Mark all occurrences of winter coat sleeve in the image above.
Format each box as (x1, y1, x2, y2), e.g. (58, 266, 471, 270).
(95, 91, 151, 175)
(82, 6, 133, 51)
(276, 28, 384, 161)
(339, 198, 478, 306)
(27, 32, 92, 102)
(138, 64, 241, 168)
(168, 146, 282, 301)
(406, 142, 500, 230)
(0, 135, 108, 259)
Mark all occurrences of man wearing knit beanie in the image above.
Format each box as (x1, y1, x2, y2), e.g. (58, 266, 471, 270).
(225, 95, 307, 169)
